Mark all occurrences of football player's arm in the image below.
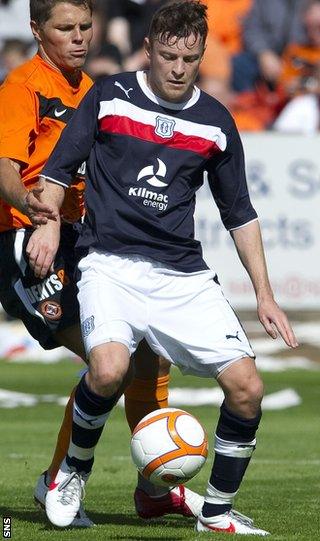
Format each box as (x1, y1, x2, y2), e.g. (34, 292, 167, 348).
(27, 83, 100, 278)
(26, 180, 65, 278)
(208, 120, 297, 348)
(0, 82, 57, 225)
(0, 158, 57, 225)
(230, 220, 298, 348)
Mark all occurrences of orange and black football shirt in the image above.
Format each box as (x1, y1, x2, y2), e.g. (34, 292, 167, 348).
(0, 54, 92, 232)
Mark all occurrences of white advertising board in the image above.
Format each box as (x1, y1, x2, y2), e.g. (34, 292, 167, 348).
(195, 133, 320, 309)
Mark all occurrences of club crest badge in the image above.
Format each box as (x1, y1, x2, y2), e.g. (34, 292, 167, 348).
(81, 315, 95, 336)
(40, 300, 62, 320)
(155, 116, 175, 138)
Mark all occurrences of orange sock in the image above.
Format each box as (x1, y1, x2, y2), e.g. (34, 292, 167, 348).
(124, 375, 169, 433)
(47, 386, 76, 481)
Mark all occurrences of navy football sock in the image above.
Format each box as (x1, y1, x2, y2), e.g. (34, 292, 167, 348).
(203, 401, 261, 517)
(66, 375, 118, 474)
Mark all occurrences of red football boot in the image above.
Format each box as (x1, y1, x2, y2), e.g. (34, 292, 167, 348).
(134, 485, 204, 519)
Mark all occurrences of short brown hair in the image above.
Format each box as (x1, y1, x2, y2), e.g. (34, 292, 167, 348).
(30, 0, 93, 26)
(148, 0, 208, 48)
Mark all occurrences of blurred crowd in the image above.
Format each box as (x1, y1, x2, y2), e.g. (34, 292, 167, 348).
(1, 0, 320, 133)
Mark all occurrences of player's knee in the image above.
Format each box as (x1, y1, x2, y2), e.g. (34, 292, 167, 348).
(228, 376, 264, 417)
(88, 344, 130, 396)
(246, 377, 264, 407)
(89, 367, 121, 395)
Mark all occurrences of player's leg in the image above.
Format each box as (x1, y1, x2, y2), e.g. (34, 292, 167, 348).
(29, 295, 94, 526)
(197, 357, 268, 535)
(43, 336, 167, 496)
(0, 229, 84, 481)
(127, 348, 203, 518)
(38, 304, 199, 522)
(146, 267, 269, 535)
(125, 342, 170, 432)
(0, 227, 93, 526)
(45, 340, 133, 528)
(44, 324, 86, 481)
(25, 232, 87, 513)
(45, 249, 141, 527)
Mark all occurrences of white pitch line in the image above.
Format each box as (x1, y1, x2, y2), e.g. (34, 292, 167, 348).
(255, 355, 318, 371)
(0, 387, 302, 410)
(261, 388, 301, 409)
(0, 388, 38, 408)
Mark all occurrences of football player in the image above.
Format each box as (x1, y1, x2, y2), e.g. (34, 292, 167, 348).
(28, 0, 298, 535)
(0, 0, 202, 528)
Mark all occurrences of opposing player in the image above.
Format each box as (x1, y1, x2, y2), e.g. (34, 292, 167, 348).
(27, 0, 298, 535)
(0, 0, 203, 527)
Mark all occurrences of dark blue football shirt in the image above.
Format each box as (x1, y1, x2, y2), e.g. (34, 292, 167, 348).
(42, 71, 257, 272)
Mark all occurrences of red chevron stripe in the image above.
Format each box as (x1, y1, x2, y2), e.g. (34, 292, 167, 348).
(99, 115, 221, 159)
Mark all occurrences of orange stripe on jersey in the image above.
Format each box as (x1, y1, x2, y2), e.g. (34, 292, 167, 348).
(0, 54, 92, 232)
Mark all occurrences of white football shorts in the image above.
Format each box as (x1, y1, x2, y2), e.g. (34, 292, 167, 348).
(77, 251, 255, 378)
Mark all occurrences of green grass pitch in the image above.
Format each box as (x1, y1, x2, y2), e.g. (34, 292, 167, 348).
(0, 359, 318, 540)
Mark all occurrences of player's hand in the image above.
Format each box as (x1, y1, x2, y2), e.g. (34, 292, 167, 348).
(26, 222, 60, 279)
(22, 181, 58, 226)
(257, 297, 298, 348)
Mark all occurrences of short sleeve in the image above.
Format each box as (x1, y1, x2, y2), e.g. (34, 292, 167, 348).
(206, 119, 257, 230)
(0, 83, 39, 165)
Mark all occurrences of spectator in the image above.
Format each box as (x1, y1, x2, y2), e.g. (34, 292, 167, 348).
(239, 0, 306, 91)
(200, 0, 253, 104)
(273, 0, 320, 133)
(84, 1, 122, 79)
(84, 0, 166, 79)
(229, 0, 314, 131)
(105, 0, 166, 71)
(0, 39, 32, 83)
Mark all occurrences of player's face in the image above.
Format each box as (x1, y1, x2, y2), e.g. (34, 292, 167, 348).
(144, 34, 204, 103)
(31, 2, 93, 72)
